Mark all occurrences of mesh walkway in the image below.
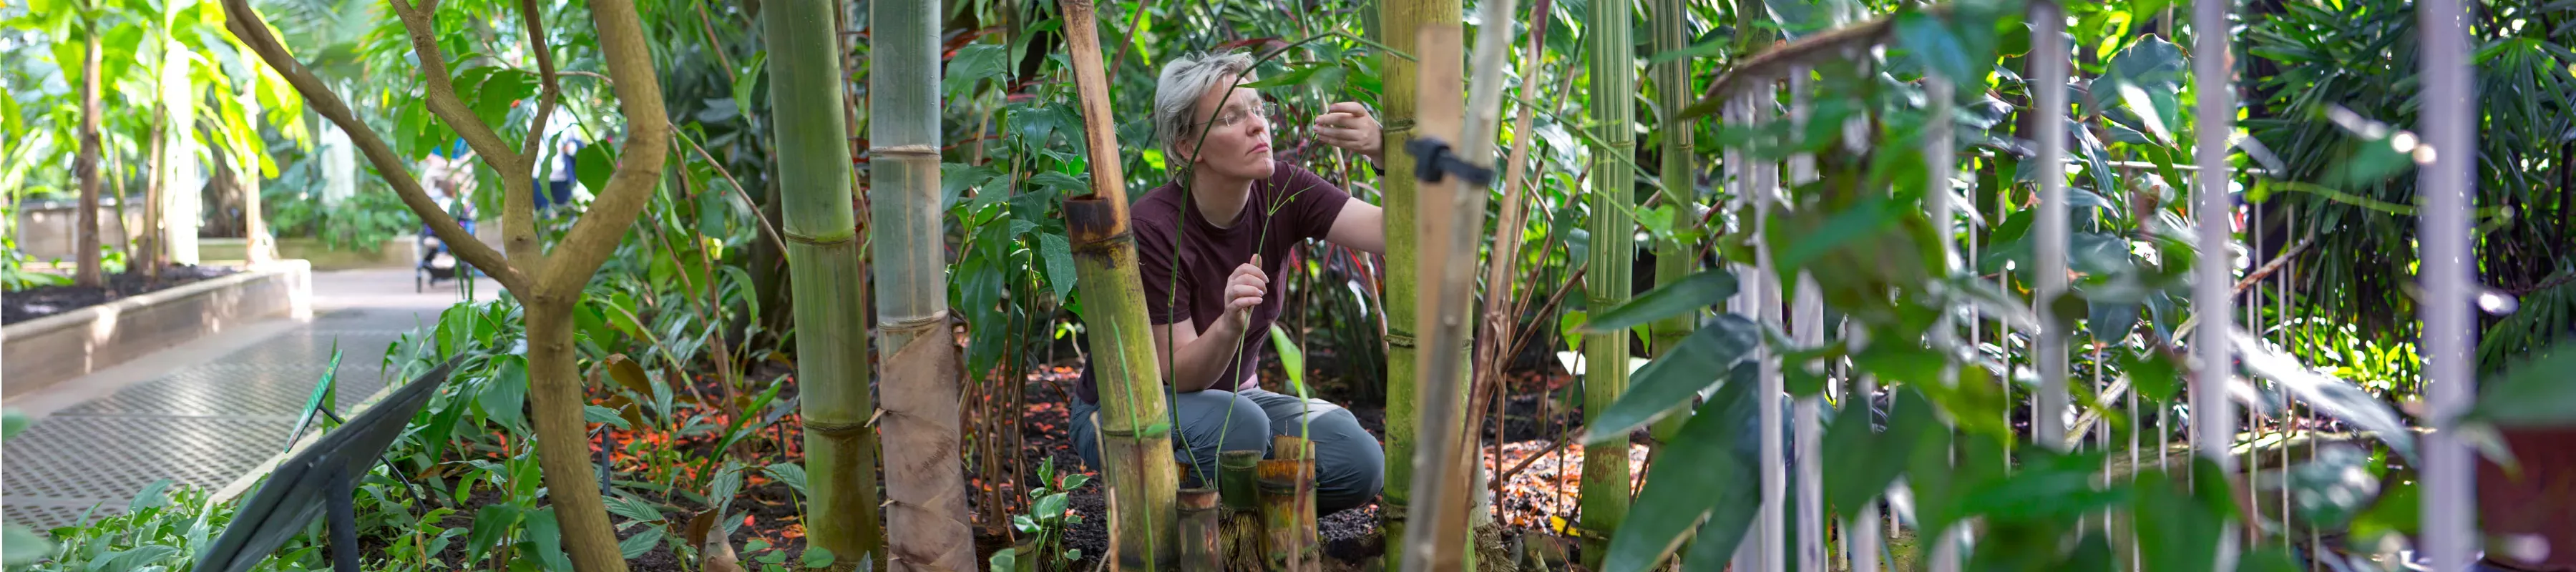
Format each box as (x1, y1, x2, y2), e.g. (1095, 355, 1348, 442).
(2, 268, 492, 530)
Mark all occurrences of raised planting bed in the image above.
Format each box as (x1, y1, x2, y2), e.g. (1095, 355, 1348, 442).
(2, 260, 312, 398)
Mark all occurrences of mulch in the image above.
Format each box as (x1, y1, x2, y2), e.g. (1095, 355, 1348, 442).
(1, 265, 238, 325)
(414, 347, 1614, 571)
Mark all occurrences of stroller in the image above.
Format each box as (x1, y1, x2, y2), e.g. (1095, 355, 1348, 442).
(414, 224, 466, 292)
(416, 157, 477, 292)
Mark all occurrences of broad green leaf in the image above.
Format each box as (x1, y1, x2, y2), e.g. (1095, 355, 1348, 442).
(942, 44, 1008, 97)
(2238, 548, 2300, 572)
(1585, 317, 1760, 443)
(988, 548, 1019, 572)
(802, 547, 836, 568)
(1038, 232, 1078, 302)
(2462, 340, 2576, 426)
(940, 163, 1001, 210)
(1267, 325, 1308, 396)
(1599, 368, 1760, 572)
(1579, 268, 1738, 333)
(465, 503, 524, 561)
(2231, 332, 2416, 463)
(2285, 443, 2378, 531)
(1824, 389, 1936, 521)
(2, 524, 49, 566)
(2134, 460, 2228, 572)
(618, 525, 664, 559)
(708, 461, 746, 514)
(522, 507, 575, 572)
(481, 355, 530, 433)
(603, 495, 664, 523)
(1035, 492, 1070, 521)
(2121, 347, 2183, 403)
(1893, 9, 1974, 86)
(582, 405, 631, 430)
(764, 463, 810, 498)
(89, 545, 180, 571)
(1, 410, 25, 440)
(127, 479, 172, 512)
(573, 144, 613, 199)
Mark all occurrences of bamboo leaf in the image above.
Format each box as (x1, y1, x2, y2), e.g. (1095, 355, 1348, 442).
(2230, 332, 2418, 463)
(1600, 372, 1760, 572)
(1579, 268, 1738, 333)
(1585, 317, 1759, 443)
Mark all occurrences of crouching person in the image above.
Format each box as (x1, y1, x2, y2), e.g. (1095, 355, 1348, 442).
(1070, 51, 1392, 516)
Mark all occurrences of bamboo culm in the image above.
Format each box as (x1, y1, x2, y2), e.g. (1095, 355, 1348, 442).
(765, 0, 886, 568)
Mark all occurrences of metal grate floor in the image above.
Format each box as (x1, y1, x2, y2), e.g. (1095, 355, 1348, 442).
(2, 310, 434, 531)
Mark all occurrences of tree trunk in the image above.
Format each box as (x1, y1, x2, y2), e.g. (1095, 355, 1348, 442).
(867, 1, 973, 570)
(767, 0, 887, 568)
(141, 109, 165, 280)
(1577, 0, 1638, 564)
(1644, 0, 1697, 448)
(523, 303, 633, 571)
(1057, 1, 1179, 567)
(74, 14, 104, 287)
(1375, 0, 1460, 548)
(221, 0, 674, 563)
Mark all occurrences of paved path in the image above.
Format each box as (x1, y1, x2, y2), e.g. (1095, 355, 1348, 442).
(2, 267, 497, 530)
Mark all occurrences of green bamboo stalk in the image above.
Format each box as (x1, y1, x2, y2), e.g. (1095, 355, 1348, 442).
(867, 1, 974, 569)
(1376, 0, 1460, 548)
(1057, 0, 1179, 568)
(1578, 0, 1638, 565)
(1644, 0, 1699, 448)
(766, 0, 885, 568)
(1219, 451, 1264, 569)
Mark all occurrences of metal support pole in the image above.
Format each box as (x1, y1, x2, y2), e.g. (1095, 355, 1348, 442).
(2190, 0, 2243, 569)
(2415, 0, 2477, 567)
(1751, 81, 1788, 572)
(2031, 0, 2072, 450)
(1922, 72, 1964, 572)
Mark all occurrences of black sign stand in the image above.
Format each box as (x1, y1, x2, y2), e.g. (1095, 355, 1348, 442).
(197, 356, 464, 572)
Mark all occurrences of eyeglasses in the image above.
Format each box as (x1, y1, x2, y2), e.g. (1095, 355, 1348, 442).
(1198, 102, 1276, 130)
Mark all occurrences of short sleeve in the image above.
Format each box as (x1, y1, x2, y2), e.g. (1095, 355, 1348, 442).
(1272, 163, 1354, 242)
(1132, 217, 1190, 325)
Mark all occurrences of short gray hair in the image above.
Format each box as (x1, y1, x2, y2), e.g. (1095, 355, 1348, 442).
(1153, 51, 1257, 158)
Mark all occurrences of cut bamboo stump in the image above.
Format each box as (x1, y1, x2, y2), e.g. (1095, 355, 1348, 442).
(1259, 437, 1321, 571)
(1177, 488, 1223, 571)
(1220, 450, 1266, 570)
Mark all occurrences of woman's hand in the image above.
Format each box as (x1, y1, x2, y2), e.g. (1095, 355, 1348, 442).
(1312, 102, 1383, 164)
(1217, 254, 1267, 334)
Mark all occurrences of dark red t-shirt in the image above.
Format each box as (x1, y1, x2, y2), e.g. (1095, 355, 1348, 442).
(1077, 161, 1353, 404)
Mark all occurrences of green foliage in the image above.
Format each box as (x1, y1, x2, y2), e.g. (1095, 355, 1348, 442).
(990, 458, 1089, 572)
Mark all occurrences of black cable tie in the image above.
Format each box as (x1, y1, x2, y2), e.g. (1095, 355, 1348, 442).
(1404, 137, 1496, 187)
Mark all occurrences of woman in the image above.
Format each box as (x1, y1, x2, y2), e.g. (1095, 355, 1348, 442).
(1069, 51, 1390, 516)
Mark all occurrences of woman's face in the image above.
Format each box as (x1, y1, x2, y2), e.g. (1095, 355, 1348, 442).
(1181, 80, 1275, 181)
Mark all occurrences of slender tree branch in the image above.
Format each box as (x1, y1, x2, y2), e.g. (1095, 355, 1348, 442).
(218, 0, 529, 290)
(514, 0, 562, 265)
(385, 0, 525, 174)
(675, 129, 789, 257)
(535, 0, 671, 298)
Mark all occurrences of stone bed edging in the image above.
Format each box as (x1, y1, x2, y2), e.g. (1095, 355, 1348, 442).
(2, 260, 314, 398)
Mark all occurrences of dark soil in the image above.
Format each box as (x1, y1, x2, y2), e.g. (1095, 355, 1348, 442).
(1, 265, 238, 325)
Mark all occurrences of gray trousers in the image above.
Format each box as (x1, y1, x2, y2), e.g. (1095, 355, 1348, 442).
(1071, 388, 1385, 516)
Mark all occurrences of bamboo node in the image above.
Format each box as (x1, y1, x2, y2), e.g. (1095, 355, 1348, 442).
(1385, 332, 1418, 347)
(867, 144, 940, 157)
(879, 310, 950, 335)
(783, 230, 857, 246)
(804, 419, 869, 435)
